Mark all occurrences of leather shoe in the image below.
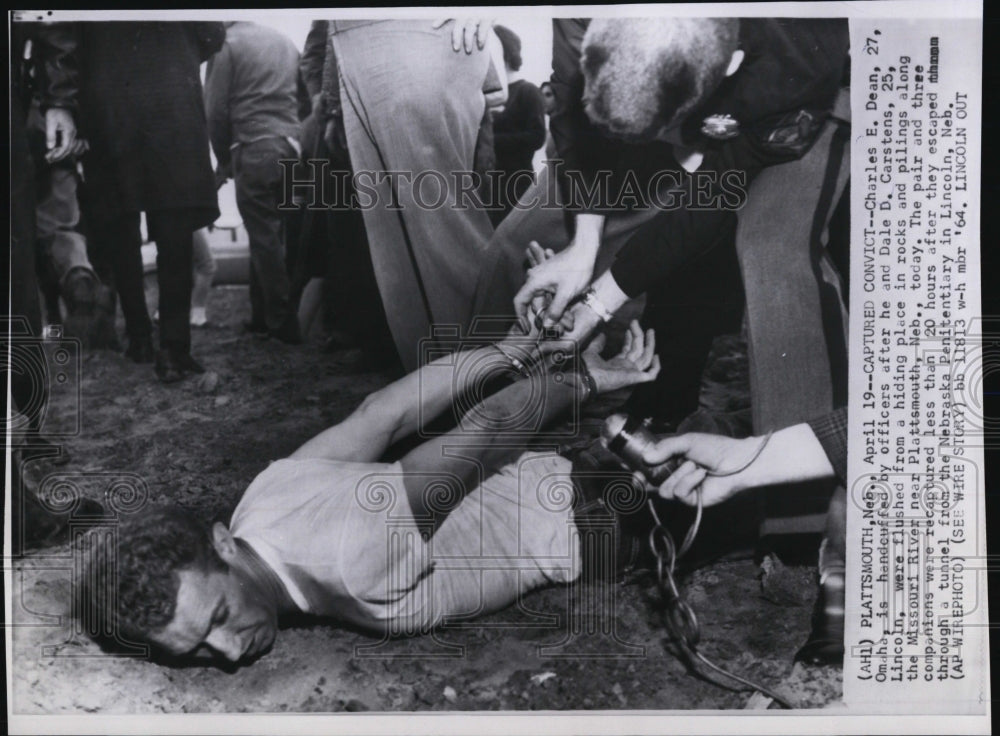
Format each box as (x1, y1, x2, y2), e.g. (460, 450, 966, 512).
(243, 319, 268, 336)
(88, 282, 120, 350)
(794, 571, 845, 666)
(125, 334, 155, 364)
(61, 269, 97, 347)
(269, 317, 303, 345)
(173, 351, 206, 374)
(154, 349, 185, 383)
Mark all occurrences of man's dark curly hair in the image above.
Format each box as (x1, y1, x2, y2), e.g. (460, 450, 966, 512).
(79, 505, 225, 646)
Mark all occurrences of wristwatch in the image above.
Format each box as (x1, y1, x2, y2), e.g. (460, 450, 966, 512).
(581, 287, 614, 323)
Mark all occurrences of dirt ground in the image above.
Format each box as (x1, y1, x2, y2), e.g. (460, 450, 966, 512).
(9, 285, 841, 713)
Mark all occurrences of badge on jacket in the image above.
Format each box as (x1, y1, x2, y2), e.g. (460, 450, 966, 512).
(700, 113, 741, 140)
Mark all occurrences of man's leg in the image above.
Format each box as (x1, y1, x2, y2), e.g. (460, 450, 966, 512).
(233, 138, 296, 335)
(78, 146, 154, 358)
(37, 164, 117, 347)
(335, 20, 494, 369)
(96, 211, 153, 358)
(325, 186, 396, 363)
(147, 211, 195, 358)
(627, 219, 745, 426)
(795, 484, 846, 664)
(36, 165, 92, 282)
(190, 228, 216, 325)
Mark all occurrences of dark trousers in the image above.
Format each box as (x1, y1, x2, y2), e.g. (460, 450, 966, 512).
(294, 120, 395, 357)
(233, 137, 295, 331)
(627, 218, 746, 426)
(148, 211, 196, 353)
(325, 194, 394, 353)
(87, 209, 196, 352)
(87, 210, 150, 344)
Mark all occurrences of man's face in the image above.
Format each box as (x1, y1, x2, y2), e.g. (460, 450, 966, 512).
(541, 86, 557, 115)
(150, 565, 278, 664)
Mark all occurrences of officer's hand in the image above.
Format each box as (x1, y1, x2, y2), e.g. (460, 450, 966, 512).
(581, 320, 660, 394)
(559, 300, 604, 346)
(641, 434, 760, 506)
(514, 236, 598, 328)
(433, 18, 493, 54)
(525, 241, 555, 269)
(44, 108, 77, 163)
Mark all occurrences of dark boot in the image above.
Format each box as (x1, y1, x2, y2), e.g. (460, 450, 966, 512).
(794, 540, 845, 666)
(125, 334, 155, 363)
(172, 350, 205, 374)
(154, 348, 184, 383)
(269, 315, 303, 345)
(155, 346, 205, 383)
(61, 267, 98, 345)
(243, 319, 268, 336)
(89, 281, 121, 350)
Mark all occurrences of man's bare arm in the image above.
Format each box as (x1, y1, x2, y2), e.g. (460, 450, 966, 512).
(399, 322, 660, 529)
(398, 369, 584, 529)
(289, 343, 520, 463)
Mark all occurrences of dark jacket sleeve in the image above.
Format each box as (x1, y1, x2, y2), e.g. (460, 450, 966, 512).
(320, 30, 342, 122)
(296, 69, 313, 121)
(186, 22, 226, 62)
(607, 19, 849, 296)
(493, 82, 546, 152)
(610, 204, 741, 298)
(549, 18, 616, 214)
(806, 407, 847, 485)
(300, 20, 328, 101)
(34, 22, 79, 111)
(203, 44, 232, 167)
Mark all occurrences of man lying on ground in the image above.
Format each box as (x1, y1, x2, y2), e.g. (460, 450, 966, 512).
(83, 322, 660, 665)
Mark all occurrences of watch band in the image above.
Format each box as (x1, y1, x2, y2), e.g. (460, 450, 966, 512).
(581, 288, 614, 322)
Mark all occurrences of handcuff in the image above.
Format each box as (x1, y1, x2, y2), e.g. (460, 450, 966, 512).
(492, 297, 598, 402)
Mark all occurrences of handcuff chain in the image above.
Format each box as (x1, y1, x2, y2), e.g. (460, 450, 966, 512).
(645, 429, 774, 613)
(642, 431, 794, 708)
(646, 489, 703, 651)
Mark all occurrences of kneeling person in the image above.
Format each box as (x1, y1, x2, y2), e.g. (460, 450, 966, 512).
(86, 323, 660, 664)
